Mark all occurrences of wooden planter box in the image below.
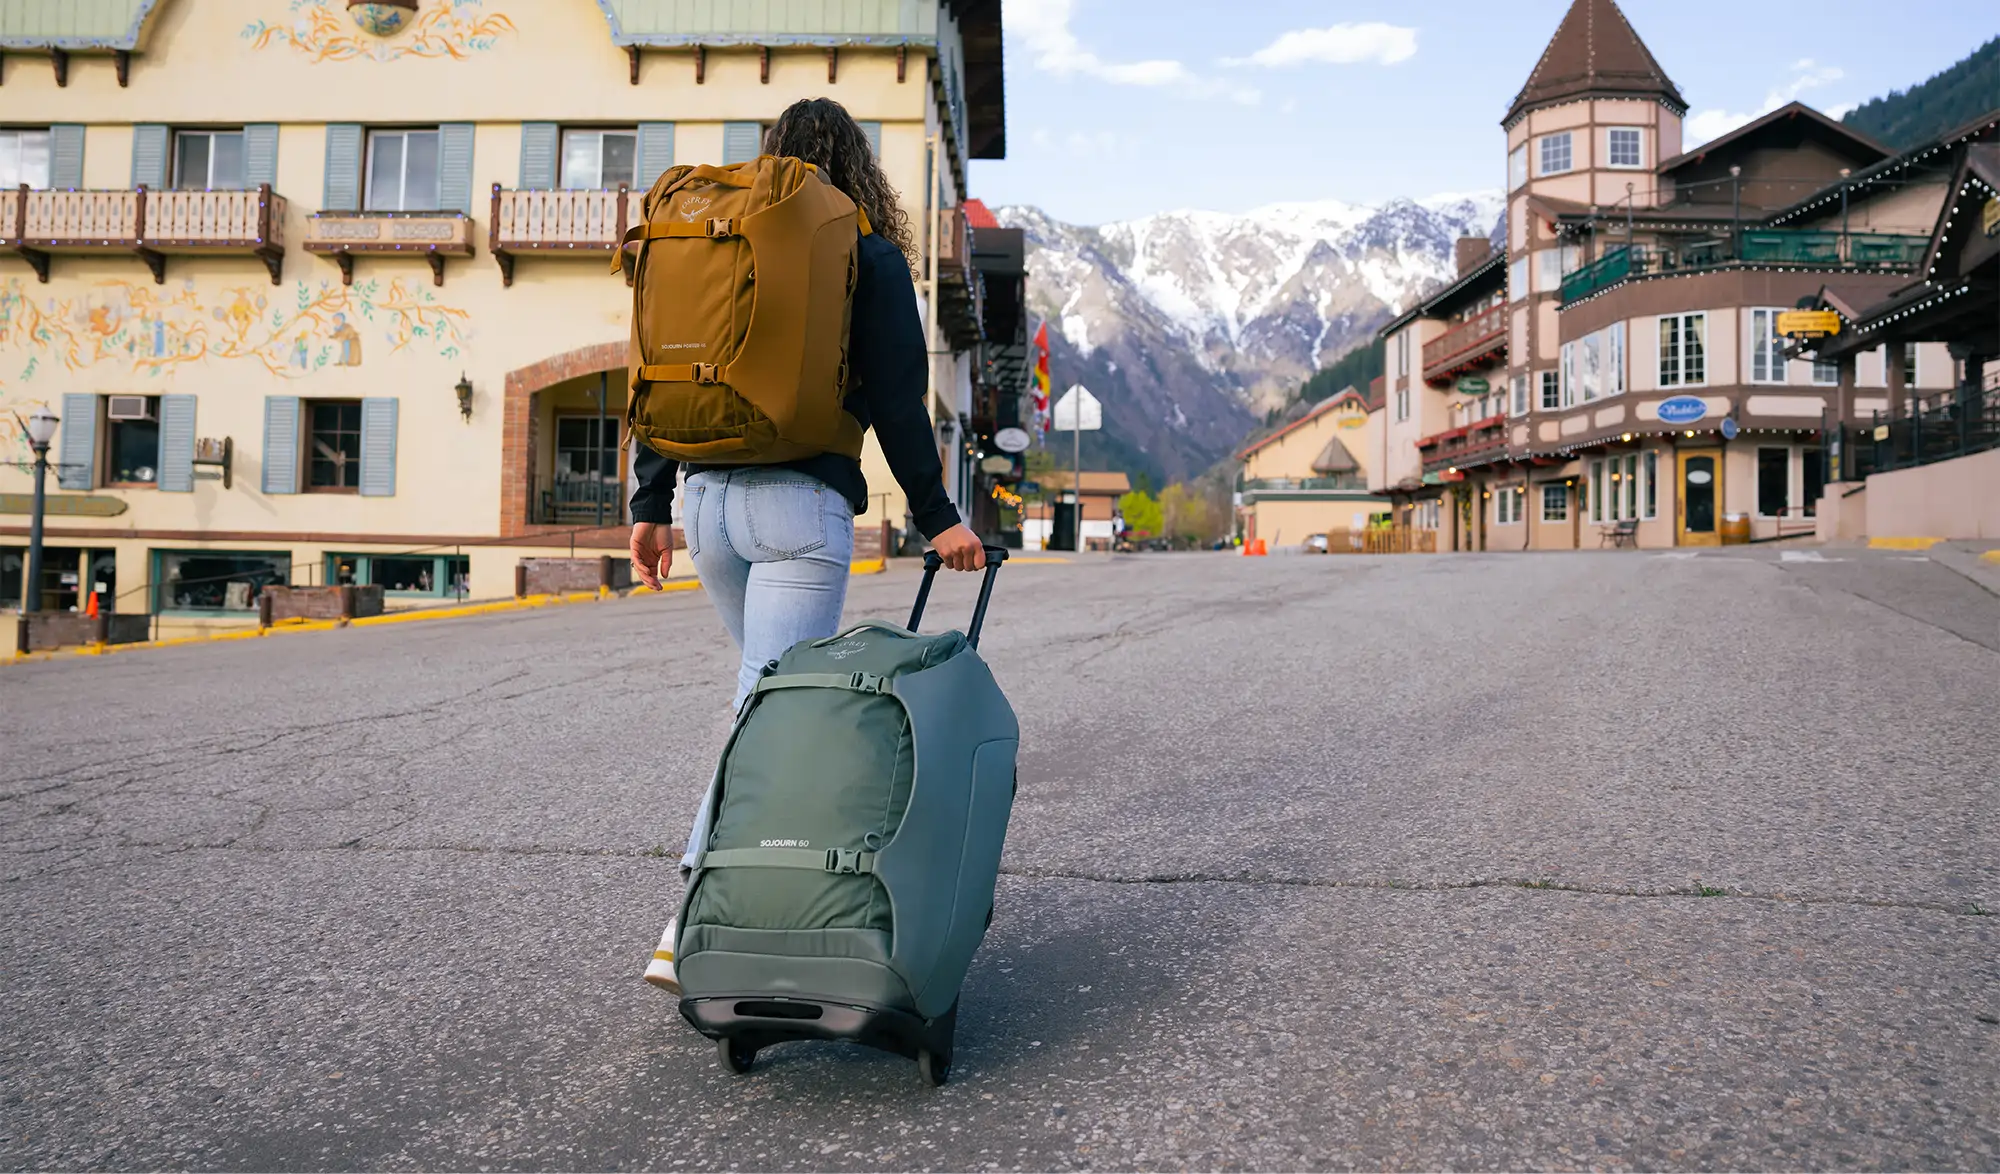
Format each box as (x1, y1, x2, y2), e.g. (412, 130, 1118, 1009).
(16, 612, 150, 652)
(516, 556, 633, 597)
(260, 584, 385, 624)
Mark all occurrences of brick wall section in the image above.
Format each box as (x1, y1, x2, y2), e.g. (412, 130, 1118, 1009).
(502, 341, 627, 537)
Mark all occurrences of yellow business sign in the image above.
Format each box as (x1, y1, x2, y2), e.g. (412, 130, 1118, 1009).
(1983, 196, 2000, 238)
(1776, 310, 1841, 338)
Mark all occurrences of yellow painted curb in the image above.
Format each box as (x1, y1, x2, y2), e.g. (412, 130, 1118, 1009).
(849, 559, 886, 575)
(1868, 536, 1945, 550)
(6, 578, 710, 667)
(1981, 551, 2000, 565)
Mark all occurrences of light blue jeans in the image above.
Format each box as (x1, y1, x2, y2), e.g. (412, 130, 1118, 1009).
(679, 467, 855, 866)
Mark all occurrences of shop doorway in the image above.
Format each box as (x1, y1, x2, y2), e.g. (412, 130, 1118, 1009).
(1677, 450, 1721, 546)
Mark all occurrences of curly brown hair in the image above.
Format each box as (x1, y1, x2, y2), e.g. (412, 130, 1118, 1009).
(763, 98, 916, 271)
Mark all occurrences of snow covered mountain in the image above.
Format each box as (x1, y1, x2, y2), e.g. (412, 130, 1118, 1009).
(996, 192, 1504, 484)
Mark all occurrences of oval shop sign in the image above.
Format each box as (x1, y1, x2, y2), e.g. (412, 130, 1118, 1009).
(1656, 395, 1709, 425)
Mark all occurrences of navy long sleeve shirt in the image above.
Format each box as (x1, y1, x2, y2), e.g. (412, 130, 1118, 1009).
(627, 231, 962, 540)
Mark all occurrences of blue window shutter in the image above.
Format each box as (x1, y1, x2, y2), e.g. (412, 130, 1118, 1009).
(636, 122, 675, 189)
(359, 397, 398, 497)
(322, 124, 363, 211)
(722, 122, 762, 165)
(519, 122, 558, 190)
(157, 394, 197, 493)
(131, 125, 169, 189)
(244, 124, 280, 188)
(57, 393, 97, 490)
(439, 123, 475, 214)
(262, 395, 301, 494)
(860, 121, 882, 161)
(50, 125, 85, 189)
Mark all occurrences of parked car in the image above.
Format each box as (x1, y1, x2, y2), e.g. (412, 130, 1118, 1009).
(1303, 533, 1330, 554)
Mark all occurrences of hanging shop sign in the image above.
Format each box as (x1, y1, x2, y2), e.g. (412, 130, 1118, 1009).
(992, 427, 1032, 454)
(1456, 376, 1490, 395)
(1656, 395, 1709, 425)
(1776, 310, 1841, 338)
(1720, 418, 1740, 440)
(979, 455, 1015, 475)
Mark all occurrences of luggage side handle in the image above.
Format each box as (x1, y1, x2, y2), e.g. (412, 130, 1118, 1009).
(909, 546, 1009, 648)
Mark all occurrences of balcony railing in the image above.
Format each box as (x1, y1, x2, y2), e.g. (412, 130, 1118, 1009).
(490, 184, 632, 287)
(937, 204, 974, 285)
(303, 209, 475, 287)
(1561, 229, 1929, 305)
(1422, 302, 1507, 384)
(1866, 383, 2000, 474)
(1240, 475, 1370, 493)
(1420, 413, 1509, 470)
(1, 184, 286, 284)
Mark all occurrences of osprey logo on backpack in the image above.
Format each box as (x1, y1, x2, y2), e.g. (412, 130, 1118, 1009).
(824, 639, 867, 661)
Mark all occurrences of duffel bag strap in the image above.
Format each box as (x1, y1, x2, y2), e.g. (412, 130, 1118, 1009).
(695, 847, 877, 875)
(752, 671, 895, 696)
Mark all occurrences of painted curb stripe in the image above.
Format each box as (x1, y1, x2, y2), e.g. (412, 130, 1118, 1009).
(1867, 537, 1945, 550)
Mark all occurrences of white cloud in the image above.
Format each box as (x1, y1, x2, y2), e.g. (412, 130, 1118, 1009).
(1685, 59, 1847, 146)
(1009, 0, 1261, 104)
(1222, 22, 1418, 68)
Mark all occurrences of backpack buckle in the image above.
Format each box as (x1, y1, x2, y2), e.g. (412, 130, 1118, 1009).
(847, 671, 889, 694)
(691, 363, 718, 384)
(705, 217, 736, 238)
(825, 848, 863, 874)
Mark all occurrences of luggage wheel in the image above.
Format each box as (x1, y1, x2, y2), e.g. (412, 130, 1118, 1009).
(717, 1037, 757, 1075)
(918, 1000, 959, 1087)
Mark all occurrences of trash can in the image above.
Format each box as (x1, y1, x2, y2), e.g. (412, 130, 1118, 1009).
(1720, 512, 1751, 545)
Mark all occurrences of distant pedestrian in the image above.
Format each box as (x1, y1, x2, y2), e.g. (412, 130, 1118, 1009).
(629, 97, 988, 996)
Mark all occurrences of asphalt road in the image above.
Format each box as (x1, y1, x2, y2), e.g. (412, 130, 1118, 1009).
(3, 547, 1996, 1170)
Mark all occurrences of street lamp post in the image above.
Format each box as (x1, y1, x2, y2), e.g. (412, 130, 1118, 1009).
(16, 407, 59, 653)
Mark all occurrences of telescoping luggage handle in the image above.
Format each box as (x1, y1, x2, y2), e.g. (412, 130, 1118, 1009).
(909, 545, 1009, 648)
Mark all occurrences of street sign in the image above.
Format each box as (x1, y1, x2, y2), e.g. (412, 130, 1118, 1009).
(0, 493, 128, 517)
(992, 426, 1031, 453)
(1776, 310, 1841, 338)
(1720, 417, 1740, 440)
(1456, 376, 1490, 394)
(1872, 424, 1891, 441)
(1657, 395, 1708, 425)
(1052, 385, 1102, 431)
(1018, 481, 1041, 494)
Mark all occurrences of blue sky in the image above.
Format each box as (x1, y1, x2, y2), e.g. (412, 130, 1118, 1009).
(966, 0, 1994, 225)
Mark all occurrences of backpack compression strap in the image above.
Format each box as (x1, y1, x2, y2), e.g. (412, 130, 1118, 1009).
(752, 671, 896, 696)
(693, 847, 877, 875)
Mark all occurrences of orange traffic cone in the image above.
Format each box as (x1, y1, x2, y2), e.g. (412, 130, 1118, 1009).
(1247, 538, 1268, 557)
(85, 590, 99, 618)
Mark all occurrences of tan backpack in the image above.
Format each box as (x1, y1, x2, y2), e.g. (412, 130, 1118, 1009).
(617, 155, 871, 464)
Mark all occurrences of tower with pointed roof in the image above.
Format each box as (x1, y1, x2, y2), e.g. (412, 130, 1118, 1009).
(1502, 0, 1686, 421)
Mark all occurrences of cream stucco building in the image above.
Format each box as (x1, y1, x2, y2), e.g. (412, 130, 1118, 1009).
(1235, 387, 1384, 550)
(0, 0, 1003, 633)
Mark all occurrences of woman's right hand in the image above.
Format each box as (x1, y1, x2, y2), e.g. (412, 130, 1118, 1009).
(631, 523, 673, 589)
(930, 524, 986, 572)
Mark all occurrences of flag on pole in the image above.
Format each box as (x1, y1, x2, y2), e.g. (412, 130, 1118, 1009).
(1032, 320, 1052, 433)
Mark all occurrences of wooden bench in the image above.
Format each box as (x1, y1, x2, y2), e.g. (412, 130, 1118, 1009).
(1599, 519, 1639, 548)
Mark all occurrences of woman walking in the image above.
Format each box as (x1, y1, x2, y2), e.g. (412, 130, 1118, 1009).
(629, 98, 987, 994)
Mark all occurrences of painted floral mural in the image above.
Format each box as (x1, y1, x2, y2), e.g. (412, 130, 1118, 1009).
(0, 276, 471, 382)
(243, 0, 516, 63)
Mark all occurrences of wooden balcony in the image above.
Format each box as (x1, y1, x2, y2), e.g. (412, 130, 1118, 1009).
(1421, 302, 1506, 386)
(490, 184, 633, 287)
(1, 184, 286, 284)
(937, 204, 974, 285)
(1420, 413, 1510, 471)
(304, 210, 474, 286)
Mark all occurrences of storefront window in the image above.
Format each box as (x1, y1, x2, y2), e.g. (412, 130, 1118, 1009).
(1757, 447, 1790, 517)
(327, 553, 471, 597)
(155, 550, 290, 612)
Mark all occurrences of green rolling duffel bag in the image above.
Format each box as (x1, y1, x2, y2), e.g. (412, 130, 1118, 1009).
(675, 545, 1018, 1086)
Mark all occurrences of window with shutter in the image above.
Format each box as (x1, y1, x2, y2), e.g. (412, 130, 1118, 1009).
(244, 124, 279, 188)
(861, 121, 883, 161)
(157, 395, 197, 493)
(131, 125, 169, 190)
(50, 125, 85, 189)
(262, 396, 302, 494)
(58, 393, 97, 490)
(438, 123, 475, 214)
(723, 122, 762, 165)
(519, 123, 558, 190)
(359, 398, 399, 497)
(636, 123, 675, 188)
(323, 124, 363, 211)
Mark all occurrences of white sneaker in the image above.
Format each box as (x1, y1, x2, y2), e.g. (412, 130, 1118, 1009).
(644, 916, 680, 995)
